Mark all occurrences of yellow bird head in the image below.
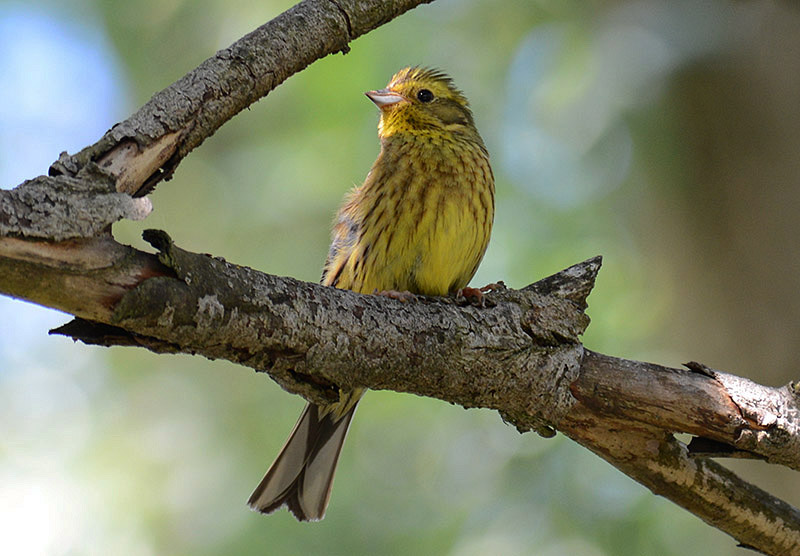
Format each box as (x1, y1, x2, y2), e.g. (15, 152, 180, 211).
(365, 67, 481, 144)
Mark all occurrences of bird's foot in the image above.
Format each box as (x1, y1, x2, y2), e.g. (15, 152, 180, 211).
(456, 282, 504, 307)
(479, 282, 505, 293)
(374, 289, 418, 303)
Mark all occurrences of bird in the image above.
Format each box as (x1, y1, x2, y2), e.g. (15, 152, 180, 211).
(247, 66, 495, 521)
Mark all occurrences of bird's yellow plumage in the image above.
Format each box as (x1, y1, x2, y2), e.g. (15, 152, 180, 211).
(248, 66, 495, 521)
(324, 67, 493, 296)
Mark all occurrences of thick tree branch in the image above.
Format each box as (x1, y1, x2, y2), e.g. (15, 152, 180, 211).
(2, 222, 798, 551)
(29, 231, 799, 554)
(48, 230, 593, 431)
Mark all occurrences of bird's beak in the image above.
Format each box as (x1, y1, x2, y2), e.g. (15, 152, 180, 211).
(365, 88, 404, 108)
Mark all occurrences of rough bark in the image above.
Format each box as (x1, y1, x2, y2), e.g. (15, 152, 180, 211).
(48, 231, 593, 433)
(9, 0, 435, 236)
(567, 352, 800, 556)
(58, 0, 435, 198)
(1, 1, 799, 554)
(5, 227, 798, 554)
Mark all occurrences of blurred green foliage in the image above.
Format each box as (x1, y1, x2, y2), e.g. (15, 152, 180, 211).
(2, 0, 800, 554)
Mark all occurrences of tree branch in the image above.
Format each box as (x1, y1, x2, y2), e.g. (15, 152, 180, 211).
(567, 352, 800, 555)
(1, 1, 799, 554)
(33, 231, 799, 554)
(2, 220, 798, 552)
(50, 230, 594, 430)
(4, 0, 434, 241)
(49, 0, 434, 198)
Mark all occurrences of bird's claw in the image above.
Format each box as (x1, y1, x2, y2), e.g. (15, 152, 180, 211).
(479, 282, 504, 293)
(456, 282, 503, 307)
(374, 289, 417, 303)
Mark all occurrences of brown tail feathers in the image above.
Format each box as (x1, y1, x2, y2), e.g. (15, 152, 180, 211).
(248, 401, 358, 521)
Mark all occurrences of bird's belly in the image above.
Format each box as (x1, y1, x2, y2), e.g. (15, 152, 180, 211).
(384, 193, 487, 296)
(414, 212, 478, 295)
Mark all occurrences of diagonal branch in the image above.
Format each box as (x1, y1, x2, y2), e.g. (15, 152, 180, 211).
(47, 0, 435, 198)
(568, 352, 800, 555)
(26, 230, 798, 554)
(3, 0, 435, 242)
(48, 230, 593, 429)
(2, 216, 799, 551)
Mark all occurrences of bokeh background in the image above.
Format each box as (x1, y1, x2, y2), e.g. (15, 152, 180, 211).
(2, 0, 800, 554)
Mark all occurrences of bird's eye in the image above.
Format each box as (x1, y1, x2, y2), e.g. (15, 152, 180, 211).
(417, 89, 434, 103)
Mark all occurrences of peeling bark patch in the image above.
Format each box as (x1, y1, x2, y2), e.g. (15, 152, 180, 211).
(197, 294, 225, 327)
(96, 131, 181, 196)
(157, 305, 176, 328)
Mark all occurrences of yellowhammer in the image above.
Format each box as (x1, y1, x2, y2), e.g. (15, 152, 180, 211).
(248, 67, 495, 521)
